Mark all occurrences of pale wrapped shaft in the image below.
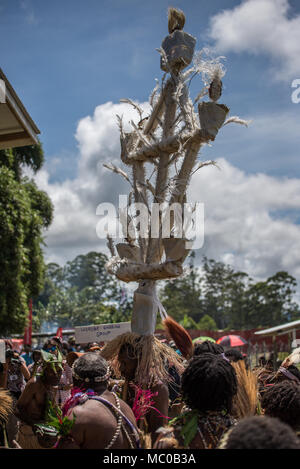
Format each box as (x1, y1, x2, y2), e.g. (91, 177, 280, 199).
(131, 292, 158, 335)
(112, 259, 183, 282)
(127, 128, 212, 162)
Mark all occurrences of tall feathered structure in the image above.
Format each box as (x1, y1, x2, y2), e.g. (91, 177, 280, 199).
(101, 7, 246, 389)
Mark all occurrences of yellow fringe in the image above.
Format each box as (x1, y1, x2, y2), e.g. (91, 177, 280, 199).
(231, 361, 258, 420)
(0, 388, 13, 423)
(101, 333, 184, 386)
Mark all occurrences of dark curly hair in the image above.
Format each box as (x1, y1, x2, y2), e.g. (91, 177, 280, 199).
(224, 347, 244, 362)
(72, 352, 109, 389)
(193, 340, 224, 357)
(181, 353, 237, 413)
(261, 380, 300, 429)
(220, 416, 300, 449)
(259, 364, 300, 396)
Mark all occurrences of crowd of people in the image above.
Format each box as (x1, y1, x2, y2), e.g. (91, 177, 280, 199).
(0, 334, 300, 450)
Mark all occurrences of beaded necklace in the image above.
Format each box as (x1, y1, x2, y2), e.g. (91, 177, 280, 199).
(63, 388, 140, 449)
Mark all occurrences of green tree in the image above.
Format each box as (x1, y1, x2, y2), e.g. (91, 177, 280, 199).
(0, 144, 53, 335)
(245, 272, 300, 329)
(197, 314, 218, 331)
(65, 252, 118, 300)
(180, 314, 199, 329)
(159, 252, 203, 322)
(200, 257, 237, 329)
(34, 252, 133, 330)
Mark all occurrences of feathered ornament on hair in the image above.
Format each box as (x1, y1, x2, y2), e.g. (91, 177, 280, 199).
(163, 316, 194, 359)
(280, 347, 300, 369)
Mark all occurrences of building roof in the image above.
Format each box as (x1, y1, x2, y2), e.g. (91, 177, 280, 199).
(0, 68, 40, 150)
(254, 319, 300, 337)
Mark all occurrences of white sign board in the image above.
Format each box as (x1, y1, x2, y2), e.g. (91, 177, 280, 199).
(75, 322, 131, 344)
(0, 340, 5, 363)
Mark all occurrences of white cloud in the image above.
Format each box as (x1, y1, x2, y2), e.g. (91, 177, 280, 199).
(188, 158, 300, 283)
(208, 0, 300, 81)
(36, 100, 150, 265)
(32, 101, 300, 296)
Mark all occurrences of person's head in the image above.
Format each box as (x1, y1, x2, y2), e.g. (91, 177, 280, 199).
(42, 363, 63, 386)
(4, 340, 13, 350)
(118, 341, 141, 381)
(193, 341, 224, 357)
(43, 337, 62, 357)
(51, 337, 63, 353)
(265, 353, 274, 370)
(32, 349, 41, 363)
(5, 349, 21, 366)
(72, 353, 110, 391)
(62, 341, 70, 355)
(87, 343, 102, 352)
(258, 356, 266, 367)
(181, 353, 237, 413)
(68, 336, 75, 345)
(224, 347, 244, 363)
(23, 344, 31, 353)
(43, 340, 54, 352)
(219, 416, 300, 449)
(40, 350, 63, 386)
(87, 342, 99, 349)
(261, 380, 300, 429)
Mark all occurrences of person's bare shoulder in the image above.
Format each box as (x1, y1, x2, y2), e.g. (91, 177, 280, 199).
(66, 398, 113, 425)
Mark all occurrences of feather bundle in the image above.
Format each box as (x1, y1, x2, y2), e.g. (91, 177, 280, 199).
(163, 316, 194, 359)
(231, 361, 258, 420)
(168, 7, 185, 34)
(131, 385, 168, 421)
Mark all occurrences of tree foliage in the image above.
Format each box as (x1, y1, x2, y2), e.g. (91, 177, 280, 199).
(34, 251, 300, 332)
(34, 251, 133, 330)
(159, 252, 202, 323)
(159, 254, 300, 330)
(0, 143, 53, 335)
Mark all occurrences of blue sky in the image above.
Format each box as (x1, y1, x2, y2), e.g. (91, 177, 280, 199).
(2, 0, 299, 179)
(1, 0, 300, 292)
